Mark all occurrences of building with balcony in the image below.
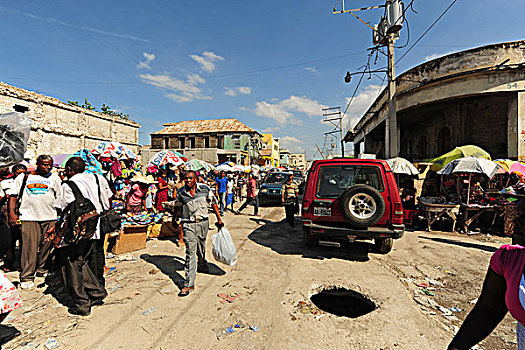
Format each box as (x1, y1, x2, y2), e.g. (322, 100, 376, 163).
(289, 153, 306, 169)
(145, 118, 262, 165)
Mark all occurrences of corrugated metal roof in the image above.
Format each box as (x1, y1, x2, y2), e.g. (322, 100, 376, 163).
(151, 118, 257, 135)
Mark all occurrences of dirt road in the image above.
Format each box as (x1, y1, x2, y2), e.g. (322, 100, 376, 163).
(6, 206, 517, 349)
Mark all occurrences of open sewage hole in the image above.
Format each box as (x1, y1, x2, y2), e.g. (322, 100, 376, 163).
(310, 287, 377, 318)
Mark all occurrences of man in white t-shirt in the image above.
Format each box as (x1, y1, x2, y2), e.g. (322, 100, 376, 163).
(8, 155, 61, 290)
(54, 157, 111, 316)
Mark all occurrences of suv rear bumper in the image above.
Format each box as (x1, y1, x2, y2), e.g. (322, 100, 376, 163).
(302, 220, 405, 241)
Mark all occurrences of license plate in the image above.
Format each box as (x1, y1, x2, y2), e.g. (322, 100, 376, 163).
(314, 207, 331, 216)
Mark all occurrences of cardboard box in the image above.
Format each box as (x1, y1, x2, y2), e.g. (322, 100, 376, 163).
(112, 225, 148, 254)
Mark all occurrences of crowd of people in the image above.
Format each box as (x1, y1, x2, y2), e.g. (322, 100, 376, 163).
(0, 155, 302, 325)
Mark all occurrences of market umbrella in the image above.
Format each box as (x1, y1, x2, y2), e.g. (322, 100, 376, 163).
(149, 150, 185, 167)
(73, 149, 104, 175)
(185, 159, 215, 172)
(232, 164, 245, 172)
(494, 159, 514, 173)
(170, 151, 188, 162)
(52, 154, 73, 168)
(386, 157, 419, 175)
(92, 141, 137, 160)
(9, 160, 36, 172)
(437, 156, 498, 178)
(218, 161, 235, 167)
(430, 145, 491, 171)
(215, 164, 234, 172)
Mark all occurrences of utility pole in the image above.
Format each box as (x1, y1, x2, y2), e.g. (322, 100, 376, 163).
(334, 0, 404, 159)
(322, 106, 344, 157)
(385, 33, 398, 158)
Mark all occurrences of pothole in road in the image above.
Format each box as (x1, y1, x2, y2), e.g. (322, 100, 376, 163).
(310, 287, 376, 318)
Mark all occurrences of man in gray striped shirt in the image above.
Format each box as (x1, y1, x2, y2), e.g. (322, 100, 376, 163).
(176, 170, 223, 296)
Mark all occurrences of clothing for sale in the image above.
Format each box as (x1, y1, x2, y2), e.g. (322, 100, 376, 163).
(8, 172, 61, 221)
(56, 173, 112, 240)
(129, 184, 147, 207)
(155, 177, 168, 212)
(215, 177, 228, 193)
(0, 271, 22, 313)
(110, 159, 123, 178)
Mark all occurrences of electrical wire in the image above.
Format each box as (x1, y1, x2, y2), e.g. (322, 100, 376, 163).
(0, 50, 365, 85)
(396, 0, 458, 64)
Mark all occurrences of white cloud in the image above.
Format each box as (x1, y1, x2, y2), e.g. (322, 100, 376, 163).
(139, 73, 210, 103)
(224, 86, 252, 97)
(262, 127, 280, 134)
(305, 66, 318, 73)
(279, 136, 304, 153)
(344, 85, 384, 130)
(251, 95, 327, 125)
(136, 52, 156, 69)
(424, 51, 454, 61)
(190, 51, 225, 73)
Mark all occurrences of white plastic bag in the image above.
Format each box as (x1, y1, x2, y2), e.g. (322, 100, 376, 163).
(0, 112, 32, 167)
(212, 227, 237, 266)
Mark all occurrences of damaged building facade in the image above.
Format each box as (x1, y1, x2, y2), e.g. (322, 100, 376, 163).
(345, 40, 525, 161)
(0, 82, 140, 159)
(146, 118, 262, 165)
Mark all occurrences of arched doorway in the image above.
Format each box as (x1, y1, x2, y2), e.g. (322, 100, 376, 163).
(437, 126, 451, 155)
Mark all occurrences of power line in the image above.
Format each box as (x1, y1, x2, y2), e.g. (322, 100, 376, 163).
(0, 50, 365, 85)
(396, 0, 458, 64)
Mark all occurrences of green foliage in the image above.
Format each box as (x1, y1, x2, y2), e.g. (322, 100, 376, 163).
(67, 99, 131, 120)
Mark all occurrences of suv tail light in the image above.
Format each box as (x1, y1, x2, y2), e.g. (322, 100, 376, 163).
(302, 199, 310, 212)
(393, 202, 403, 224)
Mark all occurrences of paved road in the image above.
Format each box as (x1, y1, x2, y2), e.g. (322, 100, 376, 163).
(8, 206, 516, 349)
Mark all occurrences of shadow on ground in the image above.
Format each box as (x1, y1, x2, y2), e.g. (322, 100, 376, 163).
(140, 254, 226, 290)
(419, 235, 498, 253)
(248, 217, 372, 262)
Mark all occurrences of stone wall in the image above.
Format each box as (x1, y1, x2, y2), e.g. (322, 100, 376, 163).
(0, 82, 140, 159)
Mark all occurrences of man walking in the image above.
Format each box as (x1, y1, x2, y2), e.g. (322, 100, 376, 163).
(177, 170, 222, 297)
(236, 173, 259, 216)
(8, 155, 61, 290)
(281, 172, 299, 227)
(53, 157, 109, 315)
(215, 171, 228, 216)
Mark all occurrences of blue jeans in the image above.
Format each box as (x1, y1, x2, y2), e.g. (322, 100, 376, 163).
(218, 192, 227, 215)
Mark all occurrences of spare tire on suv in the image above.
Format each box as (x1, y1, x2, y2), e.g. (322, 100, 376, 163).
(340, 185, 385, 227)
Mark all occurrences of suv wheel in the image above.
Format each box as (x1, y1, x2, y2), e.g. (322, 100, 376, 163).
(303, 227, 318, 247)
(340, 185, 385, 227)
(373, 237, 393, 254)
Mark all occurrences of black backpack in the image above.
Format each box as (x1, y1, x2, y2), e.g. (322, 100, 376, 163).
(59, 181, 100, 244)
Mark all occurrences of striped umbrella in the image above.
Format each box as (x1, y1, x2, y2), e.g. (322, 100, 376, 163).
(149, 150, 185, 167)
(185, 159, 215, 172)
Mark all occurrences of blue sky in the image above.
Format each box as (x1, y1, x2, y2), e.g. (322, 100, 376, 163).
(0, 0, 524, 158)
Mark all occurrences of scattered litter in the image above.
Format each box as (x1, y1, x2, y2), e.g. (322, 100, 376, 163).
(108, 284, 122, 293)
(449, 306, 462, 313)
(249, 325, 260, 332)
(421, 289, 435, 296)
(153, 281, 163, 285)
(106, 253, 115, 259)
(467, 231, 480, 235)
(444, 270, 456, 276)
(142, 307, 157, 316)
(469, 298, 478, 304)
(413, 295, 439, 309)
(149, 269, 159, 275)
(4, 315, 15, 322)
(415, 283, 429, 288)
(115, 255, 137, 262)
(45, 338, 59, 349)
(19, 342, 40, 350)
(213, 320, 249, 340)
(115, 274, 127, 281)
(217, 292, 242, 304)
(315, 314, 326, 320)
(105, 267, 117, 277)
(427, 279, 443, 287)
(160, 287, 176, 294)
(438, 306, 453, 316)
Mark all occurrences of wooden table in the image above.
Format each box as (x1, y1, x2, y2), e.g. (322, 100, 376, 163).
(419, 200, 460, 232)
(460, 204, 503, 233)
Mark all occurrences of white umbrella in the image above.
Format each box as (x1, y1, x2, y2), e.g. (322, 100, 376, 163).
(92, 141, 137, 160)
(386, 157, 419, 175)
(437, 156, 498, 178)
(216, 164, 234, 172)
(148, 150, 185, 167)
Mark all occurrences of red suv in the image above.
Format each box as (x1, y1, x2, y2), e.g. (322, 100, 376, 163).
(301, 158, 404, 254)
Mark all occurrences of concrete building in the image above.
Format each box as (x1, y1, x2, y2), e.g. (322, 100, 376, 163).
(0, 82, 140, 159)
(289, 153, 306, 169)
(260, 133, 280, 167)
(146, 118, 262, 165)
(345, 40, 525, 161)
(279, 148, 290, 167)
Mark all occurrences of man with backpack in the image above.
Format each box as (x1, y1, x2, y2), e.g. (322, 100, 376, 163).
(8, 155, 61, 290)
(52, 157, 111, 316)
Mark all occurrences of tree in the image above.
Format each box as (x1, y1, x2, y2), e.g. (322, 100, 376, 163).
(67, 99, 131, 120)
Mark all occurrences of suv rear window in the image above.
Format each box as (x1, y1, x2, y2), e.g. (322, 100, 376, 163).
(316, 165, 384, 198)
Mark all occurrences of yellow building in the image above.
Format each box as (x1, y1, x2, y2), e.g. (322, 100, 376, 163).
(260, 133, 280, 167)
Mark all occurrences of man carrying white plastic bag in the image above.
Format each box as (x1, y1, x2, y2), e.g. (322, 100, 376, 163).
(212, 226, 237, 266)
